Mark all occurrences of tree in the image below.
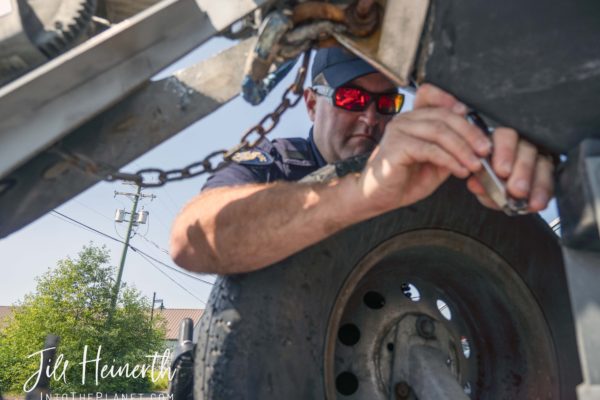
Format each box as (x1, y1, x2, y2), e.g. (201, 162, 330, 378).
(0, 244, 167, 395)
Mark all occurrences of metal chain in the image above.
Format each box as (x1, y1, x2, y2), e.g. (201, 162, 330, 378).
(98, 50, 311, 188)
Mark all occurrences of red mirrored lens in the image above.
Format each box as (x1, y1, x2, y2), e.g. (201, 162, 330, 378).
(377, 94, 403, 114)
(333, 87, 404, 114)
(335, 87, 370, 111)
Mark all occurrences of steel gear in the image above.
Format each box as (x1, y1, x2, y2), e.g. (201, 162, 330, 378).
(22, 0, 97, 58)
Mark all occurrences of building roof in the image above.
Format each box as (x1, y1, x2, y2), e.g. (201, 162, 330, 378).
(0, 305, 16, 329)
(156, 308, 203, 340)
(0, 305, 204, 340)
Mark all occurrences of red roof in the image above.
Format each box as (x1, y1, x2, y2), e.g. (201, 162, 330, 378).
(156, 308, 203, 340)
(0, 305, 16, 329)
(0, 306, 203, 340)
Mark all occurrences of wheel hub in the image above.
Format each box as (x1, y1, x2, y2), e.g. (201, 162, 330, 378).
(325, 230, 559, 399)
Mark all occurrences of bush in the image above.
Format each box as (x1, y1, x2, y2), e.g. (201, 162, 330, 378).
(0, 245, 167, 395)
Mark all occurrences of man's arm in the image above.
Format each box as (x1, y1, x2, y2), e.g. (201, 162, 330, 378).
(170, 177, 378, 274)
(171, 84, 555, 275)
(170, 102, 487, 275)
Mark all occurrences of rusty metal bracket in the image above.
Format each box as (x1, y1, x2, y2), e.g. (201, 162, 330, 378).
(242, 0, 384, 105)
(334, 0, 431, 86)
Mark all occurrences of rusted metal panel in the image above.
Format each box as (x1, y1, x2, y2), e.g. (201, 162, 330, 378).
(334, 0, 430, 86)
(0, 39, 254, 238)
(417, 0, 600, 154)
(0, 0, 268, 180)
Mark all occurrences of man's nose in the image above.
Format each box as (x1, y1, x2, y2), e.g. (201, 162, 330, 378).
(359, 102, 379, 126)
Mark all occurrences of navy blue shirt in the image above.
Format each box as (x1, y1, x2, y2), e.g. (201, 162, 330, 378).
(202, 129, 327, 191)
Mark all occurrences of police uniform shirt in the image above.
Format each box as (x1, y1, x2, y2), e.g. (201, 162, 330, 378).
(201, 129, 327, 191)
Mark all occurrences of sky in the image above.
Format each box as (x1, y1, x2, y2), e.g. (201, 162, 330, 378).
(0, 37, 317, 310)
(0, 37, 558, 312)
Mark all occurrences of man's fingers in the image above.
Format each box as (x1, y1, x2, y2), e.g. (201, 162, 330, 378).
(528, 155, 554, 211)
(466, 176, 486, 195)
(506, 140, 538, 198)
(413, 84, 467, 115)
(491, 127, 518, 179)
(400, 108, 492, 157)
(466, 176, 501, 210)
(398, 135, 470, 178)
(395, 118, 483, 172)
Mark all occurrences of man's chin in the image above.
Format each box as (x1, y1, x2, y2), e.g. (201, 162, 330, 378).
(346, 142, 376, 159)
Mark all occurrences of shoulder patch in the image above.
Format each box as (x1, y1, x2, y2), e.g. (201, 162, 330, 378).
(231, 149, 274, 166)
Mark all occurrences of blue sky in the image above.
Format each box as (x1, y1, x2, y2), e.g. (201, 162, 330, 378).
(0, 37, 557, 311)
(0, 37, 314, 309)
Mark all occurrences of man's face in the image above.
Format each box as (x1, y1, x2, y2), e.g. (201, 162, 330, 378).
(305, 72, 397, 163)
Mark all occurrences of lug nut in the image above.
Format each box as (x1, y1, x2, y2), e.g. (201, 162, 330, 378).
(416, 315, 436, 339)
(395, 381, 411, 399)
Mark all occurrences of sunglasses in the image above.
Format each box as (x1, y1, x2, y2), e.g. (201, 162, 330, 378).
(312, 85, 404, 115)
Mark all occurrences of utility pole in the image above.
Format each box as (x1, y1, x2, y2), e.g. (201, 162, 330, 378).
(150, 291, 164, 321)
(108, 184, 155, 322)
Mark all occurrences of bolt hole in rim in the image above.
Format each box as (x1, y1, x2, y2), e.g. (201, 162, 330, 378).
(363, 291, 386, 309)
(436, 299, 452, 320)
(461, 336, 471, 359)
(336, 371, 360, 396)
(464, 381, 472, 395)
(338, 324, 361, 346)
(325, 230, 560, 399)
(401, 282, 420, 301)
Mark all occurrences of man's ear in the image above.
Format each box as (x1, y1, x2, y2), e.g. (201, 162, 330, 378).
(304, 88, 317, 122)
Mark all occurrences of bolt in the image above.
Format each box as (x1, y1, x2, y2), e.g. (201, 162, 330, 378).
(416, 315, 436, 339)
(395, 381, 411, 399)
(355, 0, 376, 18)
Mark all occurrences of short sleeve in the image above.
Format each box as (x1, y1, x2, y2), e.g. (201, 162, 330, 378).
(201, 162, 269, 191)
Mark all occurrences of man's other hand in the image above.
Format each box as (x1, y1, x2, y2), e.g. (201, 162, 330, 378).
(355, 83, 554, 214)
(465, 127, 555, 212)
(417, 84, 555, 212)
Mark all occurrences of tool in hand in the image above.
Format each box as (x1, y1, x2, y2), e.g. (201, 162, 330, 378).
(466, 111, 529, 216)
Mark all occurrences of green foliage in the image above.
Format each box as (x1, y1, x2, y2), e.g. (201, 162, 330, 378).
(150, 369, 170, 391)
(0, 245, 167, 395)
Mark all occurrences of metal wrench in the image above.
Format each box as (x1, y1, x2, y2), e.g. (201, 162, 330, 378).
(466, 111, 529, 216)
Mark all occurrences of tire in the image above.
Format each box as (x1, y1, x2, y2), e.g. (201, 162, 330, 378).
(193, 178, 581, 399)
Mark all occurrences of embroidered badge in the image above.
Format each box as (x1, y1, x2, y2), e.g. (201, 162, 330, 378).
(231, 149, 273, 166)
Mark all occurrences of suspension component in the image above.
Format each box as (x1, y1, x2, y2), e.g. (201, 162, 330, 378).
(242, 0, 383, 105)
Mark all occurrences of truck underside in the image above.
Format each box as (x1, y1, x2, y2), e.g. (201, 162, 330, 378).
(1, 0, 599, 398)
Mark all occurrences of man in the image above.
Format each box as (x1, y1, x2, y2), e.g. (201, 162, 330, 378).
(170, 47, 554, 274)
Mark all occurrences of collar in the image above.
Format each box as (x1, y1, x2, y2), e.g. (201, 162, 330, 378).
(308, 127, 327, 168)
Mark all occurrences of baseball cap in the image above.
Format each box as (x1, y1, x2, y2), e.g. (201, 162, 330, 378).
(311, 46, 379, 88)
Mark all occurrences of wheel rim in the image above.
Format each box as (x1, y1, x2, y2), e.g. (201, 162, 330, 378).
(324, 229, 559, 399)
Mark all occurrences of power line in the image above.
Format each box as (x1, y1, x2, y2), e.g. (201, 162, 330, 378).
(148, 201, 175, 233)
(73, 199, 113, 222)
(138, 233, 170, 255)
(52, 212, 98, 236)
(50, 210, 214, 286)
(129, 246, 215, 286)
(135, 251, 206, 305)
(161, 187, 181, 216)
(52, 209, 210, 305)
(52, 210, 125, 245)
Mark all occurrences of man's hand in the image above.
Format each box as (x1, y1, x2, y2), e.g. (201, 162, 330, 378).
(465, 128, 555, 212)
(353, 84, 554, 214)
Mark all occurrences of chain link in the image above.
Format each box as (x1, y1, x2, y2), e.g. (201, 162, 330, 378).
(91, 50, 310, 188)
